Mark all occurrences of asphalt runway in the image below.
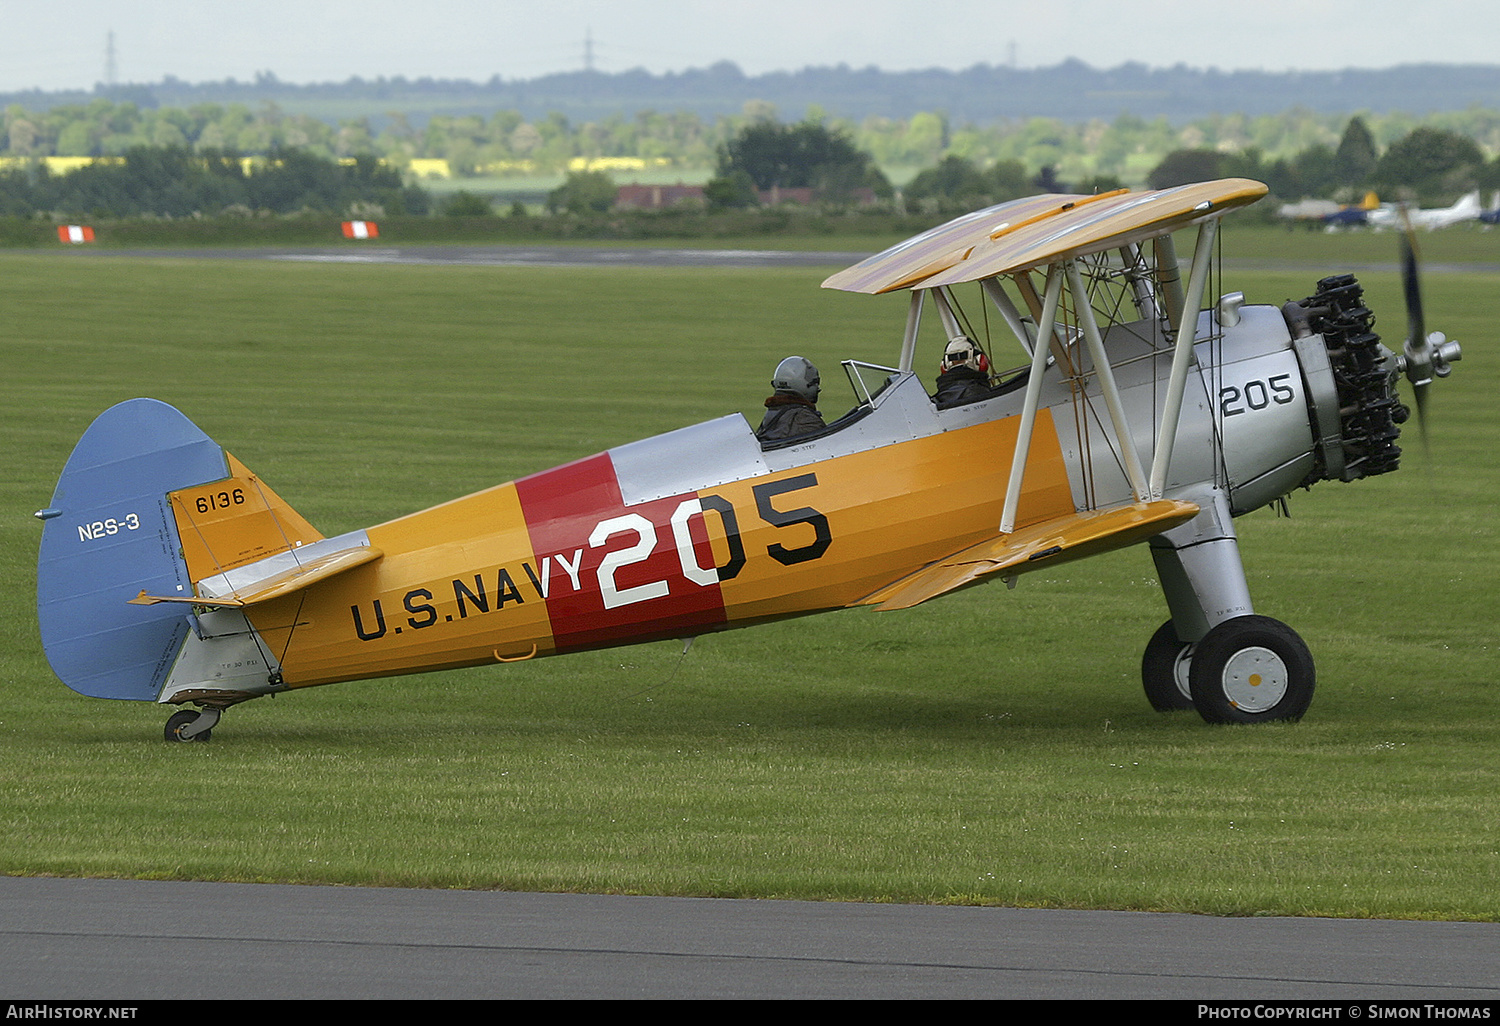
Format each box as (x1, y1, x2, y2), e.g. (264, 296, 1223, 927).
(265, 243, 875, 269)
(91, 243, 873, 270)
(2, 876, 1496, 1000)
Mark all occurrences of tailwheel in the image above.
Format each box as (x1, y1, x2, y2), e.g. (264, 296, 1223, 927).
(1141, 620, 1196, 711)
(164, 707, 219, 743)
(1188, 615, 1315, 724)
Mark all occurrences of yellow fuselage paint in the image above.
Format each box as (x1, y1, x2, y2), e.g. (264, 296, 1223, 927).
(238, 410, 1073, 691)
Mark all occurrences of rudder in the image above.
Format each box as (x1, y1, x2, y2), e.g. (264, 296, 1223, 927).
(36, 399, 319, 702)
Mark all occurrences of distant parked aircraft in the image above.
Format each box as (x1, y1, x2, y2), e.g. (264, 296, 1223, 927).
(1276, 192, 1378, 229)
(1367, 191, 1482, 231)
(1320, 192, 1378, 228)
(1277, 198, 1340, 223)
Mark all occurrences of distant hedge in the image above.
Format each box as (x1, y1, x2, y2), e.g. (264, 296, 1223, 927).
(0, 146, 429, 219)
(0, 207, 947, 249)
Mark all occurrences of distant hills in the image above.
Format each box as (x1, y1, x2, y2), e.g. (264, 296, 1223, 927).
(7, 61, 1500, 126)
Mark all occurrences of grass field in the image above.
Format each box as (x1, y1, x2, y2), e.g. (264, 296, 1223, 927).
(2, 233, 1497, 919)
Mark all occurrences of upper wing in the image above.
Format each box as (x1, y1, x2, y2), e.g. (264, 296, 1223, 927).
(820, 191, 1107, 294)
(853, 499, 1200, 611)
(823, 179, 1266, 295)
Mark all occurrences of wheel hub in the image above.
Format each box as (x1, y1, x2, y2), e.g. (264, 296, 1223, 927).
(1219, 646, 1288, 712)
(1172, 644, 1194, 702)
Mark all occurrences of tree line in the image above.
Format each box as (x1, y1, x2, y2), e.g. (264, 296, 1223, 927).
(3, 113, 1497, 221)
(0, 147, 428, 219)
(13, 62, 1500, 126)
(1146, 117, 1499, 207)
(6, 97, 1500, 195)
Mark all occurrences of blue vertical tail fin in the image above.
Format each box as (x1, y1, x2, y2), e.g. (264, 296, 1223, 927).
(36, 399, 232, 701)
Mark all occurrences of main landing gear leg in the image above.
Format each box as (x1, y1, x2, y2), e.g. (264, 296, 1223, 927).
(164, 706, 221, 743)
(1143, 489, 1315, 723)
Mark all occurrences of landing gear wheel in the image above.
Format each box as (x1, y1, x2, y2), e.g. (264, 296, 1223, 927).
(165, 709, 212, 743)
(1188, 615, 1315, 724)
(1141, 620, 1195, 711)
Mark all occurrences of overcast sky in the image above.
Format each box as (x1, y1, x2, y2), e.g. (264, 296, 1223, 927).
(1, 0, 1492, 93)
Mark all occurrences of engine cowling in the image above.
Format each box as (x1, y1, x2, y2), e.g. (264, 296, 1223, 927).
(1284, 274, 1408, 486)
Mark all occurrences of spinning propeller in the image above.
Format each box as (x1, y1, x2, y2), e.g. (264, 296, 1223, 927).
(1397, 221, 1463, 445)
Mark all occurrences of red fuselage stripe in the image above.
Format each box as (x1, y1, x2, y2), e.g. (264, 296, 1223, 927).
(514, 453, 729, 652)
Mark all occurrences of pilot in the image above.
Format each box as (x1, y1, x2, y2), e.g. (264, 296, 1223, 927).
(755, 355, 826, 442)
(933, 336, 993, 408)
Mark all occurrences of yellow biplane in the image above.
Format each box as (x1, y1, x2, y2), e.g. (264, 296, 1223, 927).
(35, 179, 1460, 740)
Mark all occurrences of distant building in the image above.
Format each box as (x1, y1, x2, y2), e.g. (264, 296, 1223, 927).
(613, 181, 880, 211)
(614, 183, 705, 210)
(758, 185, 880, 207)
(758, 185, 816, 206)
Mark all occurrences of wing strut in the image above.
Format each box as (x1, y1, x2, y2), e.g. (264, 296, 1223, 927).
(1065, 258, 1149, 502)
(980, 278, 1037, 356)
(1119, 244, 1158, 322)
(1149, 216, 1219, 499)
(898, 290, 923, 373)
(1155, 234, 1184, 336)
(999, 264, 1064, 534)
(931, 286, 963, 339)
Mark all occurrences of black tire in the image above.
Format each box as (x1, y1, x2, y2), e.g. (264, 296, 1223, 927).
(1141, 620, 1196, 711)
(1188, 615, 1315, 724)
(165, 709, 211, 743)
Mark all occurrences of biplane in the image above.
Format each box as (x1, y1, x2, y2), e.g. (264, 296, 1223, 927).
(35, 178, 1461, 740)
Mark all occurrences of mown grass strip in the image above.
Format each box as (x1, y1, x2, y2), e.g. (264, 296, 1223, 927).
(2, 250, 1495, 918)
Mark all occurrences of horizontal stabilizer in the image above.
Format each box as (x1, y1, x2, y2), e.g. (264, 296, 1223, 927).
(857, 500, 1200, 611)
(128, 592, 244, 609)
(131, 540, 382, 608)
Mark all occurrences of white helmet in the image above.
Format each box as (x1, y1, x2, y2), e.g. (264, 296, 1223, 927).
(941, 336, 989, 374)
(772, 356, 820, 402)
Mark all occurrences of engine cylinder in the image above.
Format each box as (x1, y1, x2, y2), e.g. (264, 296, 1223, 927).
(1286, 274, 1407, 484)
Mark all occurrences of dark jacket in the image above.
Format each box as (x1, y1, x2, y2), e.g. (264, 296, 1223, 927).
(934, 365, 993, 408)
(756, 393, 826, 442)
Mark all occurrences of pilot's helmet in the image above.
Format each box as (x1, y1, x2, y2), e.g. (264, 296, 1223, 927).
(942, 336, 989, 374)
(772, 356, 820, 403)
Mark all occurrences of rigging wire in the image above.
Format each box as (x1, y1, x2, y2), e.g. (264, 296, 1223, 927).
(620, 637, 695, 701)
